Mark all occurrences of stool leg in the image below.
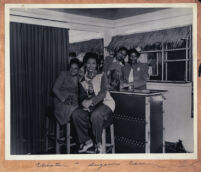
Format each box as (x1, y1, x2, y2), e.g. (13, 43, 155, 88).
(102, 128, 106, 153)
(66, 123, 71, 154)
(56, 122, 60, 154)
(110, 124, 115, 153)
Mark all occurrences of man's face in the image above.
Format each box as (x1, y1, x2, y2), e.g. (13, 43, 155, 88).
(116, 50, 127, 61)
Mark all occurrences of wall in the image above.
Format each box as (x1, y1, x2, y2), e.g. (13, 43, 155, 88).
(147, 82, 194, 152)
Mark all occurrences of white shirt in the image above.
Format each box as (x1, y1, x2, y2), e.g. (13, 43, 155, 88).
(128, 68, 134, 83)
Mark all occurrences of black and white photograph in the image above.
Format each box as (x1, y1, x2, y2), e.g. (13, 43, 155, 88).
(5, 4, 197, 159)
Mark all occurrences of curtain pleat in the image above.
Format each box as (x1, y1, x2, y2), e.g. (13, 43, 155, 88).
(10, 22, 69, 154)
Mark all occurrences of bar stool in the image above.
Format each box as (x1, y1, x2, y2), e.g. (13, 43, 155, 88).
(45, 106, 76, 154)
(45, 106, 56, 153)
(101, 123, 115, 153)
(55, 121, 76, 154)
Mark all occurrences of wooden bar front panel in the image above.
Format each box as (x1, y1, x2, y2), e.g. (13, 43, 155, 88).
(111, 92, 163, 153)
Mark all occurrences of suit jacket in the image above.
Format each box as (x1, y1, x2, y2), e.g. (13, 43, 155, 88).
(121, 63, 149, 89)
(53, 71, 79, 125)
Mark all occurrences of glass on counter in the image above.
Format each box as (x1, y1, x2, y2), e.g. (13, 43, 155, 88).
(128, 84, 134, 91)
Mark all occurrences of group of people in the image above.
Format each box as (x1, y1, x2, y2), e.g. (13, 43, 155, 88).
(104, 47, 149, 91)
(52, 47, 149, 154)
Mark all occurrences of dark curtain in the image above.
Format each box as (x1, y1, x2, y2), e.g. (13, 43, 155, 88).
(10, 22, 69, 154)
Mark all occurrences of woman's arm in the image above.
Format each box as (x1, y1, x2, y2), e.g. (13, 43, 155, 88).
(91, 74, 108, 106)
(52, 72, 66, 102)
(133, 80, 146, 89)
(78, 82, 93, 110)
(120, 66, 132, 89)
(120, 82, 133, 89)
(78, 82, 88, 104)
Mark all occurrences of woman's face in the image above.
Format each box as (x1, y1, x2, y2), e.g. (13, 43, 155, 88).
(116, 50, 127, 61)
(86, 58, 97, 73)
(129, 52, 138, 65)
(79, 66, 85, 78)
(70, 63, 79, 76)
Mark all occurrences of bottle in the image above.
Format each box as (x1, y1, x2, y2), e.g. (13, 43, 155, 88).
(128, 83, 134, 91)
(87, 80, 95, 98)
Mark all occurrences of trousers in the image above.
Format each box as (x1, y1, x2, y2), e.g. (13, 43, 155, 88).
(72, 103, 112, 144)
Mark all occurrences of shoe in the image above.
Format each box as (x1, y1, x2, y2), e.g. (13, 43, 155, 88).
(96, 143, 103, 154)
(78, 139, 93, 153)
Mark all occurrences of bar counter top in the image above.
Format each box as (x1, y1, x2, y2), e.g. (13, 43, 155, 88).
(110, 89, 166, 96)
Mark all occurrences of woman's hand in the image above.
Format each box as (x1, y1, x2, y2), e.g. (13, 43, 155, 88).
(82, 99, 93, 109)
(63, 96, 72, 105)
(63, 95, 77, 105)
(121, 82, 133, 88)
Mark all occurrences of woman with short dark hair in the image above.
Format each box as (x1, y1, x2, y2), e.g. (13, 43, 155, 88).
(53, 58, 81, 126)
(72, 52, 115, 154)
(102, 47, 128, 90)
(103, 47, 128, 74)
(121, 48, 149, 90)
(78, 63, 86, 82)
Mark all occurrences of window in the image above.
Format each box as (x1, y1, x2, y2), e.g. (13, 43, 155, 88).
(141, 37, 192, 82)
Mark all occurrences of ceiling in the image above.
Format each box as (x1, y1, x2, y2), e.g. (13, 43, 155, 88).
(47, 8, 166, 20)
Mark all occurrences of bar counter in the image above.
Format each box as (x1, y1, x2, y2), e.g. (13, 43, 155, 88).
(110, 89, 166, 153)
